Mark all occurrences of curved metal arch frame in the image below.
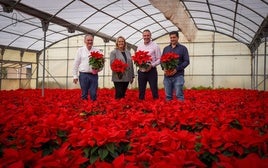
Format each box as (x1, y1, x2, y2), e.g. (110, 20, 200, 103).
(183, 1, 261, 32)
(194, 16, 252, 44)
(0, 0, 266, 53)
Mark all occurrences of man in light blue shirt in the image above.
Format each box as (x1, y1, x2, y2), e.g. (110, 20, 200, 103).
(136, 29, 161, 100)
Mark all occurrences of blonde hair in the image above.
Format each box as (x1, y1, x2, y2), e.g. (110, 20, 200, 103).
(115, 36, 126, 49)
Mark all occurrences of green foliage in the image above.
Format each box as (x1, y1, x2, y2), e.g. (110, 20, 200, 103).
(151, 120, 158, 128)
(161, 59, 179, 70)
(30, 129, 68, 156)
(180, 122, 209, 133)
(191, 86, 212, 90)
(79, 109, 107, 119)
(57, 129, 68, 142)
(82, 142, 131, 166)
(198, 151, 218, 167)
(194, 142, 202, 152)
(258, 124, 267, 135)
(88, 57, 105, 70)
(0, 143, 3, 157)
(222, 145, 261, 159)
(229, 119, 243, 130)
(40, 140, 61, 156)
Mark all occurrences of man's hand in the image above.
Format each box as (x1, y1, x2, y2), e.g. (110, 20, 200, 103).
(73, 78, 78, 84)
(164, 69, 177, 76)
(145, 63, 152, 72)
(130, 78, 134, 84)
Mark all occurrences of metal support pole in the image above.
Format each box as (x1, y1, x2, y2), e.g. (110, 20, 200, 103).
(103, 39, 109, 88)
(0, 48, 4, 90)
(19, 51, 23, 88)
(36, 53, 39, 89)
(41, 20, 49, 96)
(212, 32, 215, 88)
(256, 49, 258, 89)
(66, 38, 69, 89)
(264, 37, 267, 90)
(251, 51, 255, 89)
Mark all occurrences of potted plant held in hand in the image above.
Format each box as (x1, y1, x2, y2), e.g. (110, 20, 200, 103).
(161, 52, 179, 76)
(111, 59, 128, 79)
(132, 50, 152, 72)
(89, 51, 105, 74)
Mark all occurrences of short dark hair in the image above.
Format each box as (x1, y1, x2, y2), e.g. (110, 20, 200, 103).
(143, 29, 151, 33)
(84, 34, 94, 40)
(169, 31, 179, 37)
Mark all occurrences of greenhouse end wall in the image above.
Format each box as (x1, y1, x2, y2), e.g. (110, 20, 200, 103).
(1, 30, 267, 90)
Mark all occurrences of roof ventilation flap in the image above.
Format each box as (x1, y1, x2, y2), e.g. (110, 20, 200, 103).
(1, 4, 13, 13)
(67, 27, 75, 33)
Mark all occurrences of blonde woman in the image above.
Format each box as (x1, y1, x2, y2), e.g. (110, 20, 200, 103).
(110, 36, 134, 99)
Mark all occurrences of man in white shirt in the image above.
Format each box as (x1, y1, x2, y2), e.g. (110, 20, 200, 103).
(72, 34, 102, 101)
(136, 29, 161, 100)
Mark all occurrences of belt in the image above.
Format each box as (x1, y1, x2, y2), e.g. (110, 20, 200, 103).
(79, 71, 97, 75)
(138, 67, 156, 72)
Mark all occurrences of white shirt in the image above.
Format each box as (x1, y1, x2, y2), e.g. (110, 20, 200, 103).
(137, 41, 161, 67)
(72, 46, 101, 79)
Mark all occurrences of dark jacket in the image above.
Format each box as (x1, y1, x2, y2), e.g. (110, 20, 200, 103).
(162, 43, 190, 76)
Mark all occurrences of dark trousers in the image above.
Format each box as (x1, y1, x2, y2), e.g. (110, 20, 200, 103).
(138, 67, 159, 100)
(114, 82, 129, 99)
(79, 72, 98, 101)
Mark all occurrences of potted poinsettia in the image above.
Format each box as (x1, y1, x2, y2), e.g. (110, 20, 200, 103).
(132, 50, 152, 72)
(161, 52, 179, 75)
(89, 51, 105, 74)
(111, 59, 128, 79)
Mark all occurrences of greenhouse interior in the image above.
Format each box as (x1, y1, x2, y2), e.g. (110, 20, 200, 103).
(0, 0, 267, 91)
(0, 0, 268, 167)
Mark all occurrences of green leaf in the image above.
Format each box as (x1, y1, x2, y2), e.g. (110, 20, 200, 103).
(83, 147, 90, 158)
(195, 142, 202, 152)
(90, 155, 99, 164)
(118, 142, 131, 153)
(151, 120, 158, 128)
(106, 143, 115, 154)
(198, 151, 218, 167)
(229, 119, 242, 130)
(42, 146, 53, 156)
(110, 151, 119, 158)
(57, 130, 67, 138)
(98, 148, 109, 160)
(222, 150, 234, 156)
(91, 146, 99, 155)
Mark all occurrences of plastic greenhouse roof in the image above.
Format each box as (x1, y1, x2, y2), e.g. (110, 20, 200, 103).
(0, 0, 267, 54)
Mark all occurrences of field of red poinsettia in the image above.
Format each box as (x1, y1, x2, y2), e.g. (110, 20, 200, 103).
(0, 88, 267, 168)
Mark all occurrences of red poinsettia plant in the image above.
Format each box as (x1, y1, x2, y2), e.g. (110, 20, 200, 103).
(132, 50, 152, 71)
(0, 89, 267, 167)
(160, 52, 179, 70)
(89, 51, 105, 70)
(111, 59, 128, 73)
(111, 59, 128, 79)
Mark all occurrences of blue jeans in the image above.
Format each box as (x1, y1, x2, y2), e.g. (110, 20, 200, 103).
(79, 72, 98, 100)
(163, 75, 185, 101)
